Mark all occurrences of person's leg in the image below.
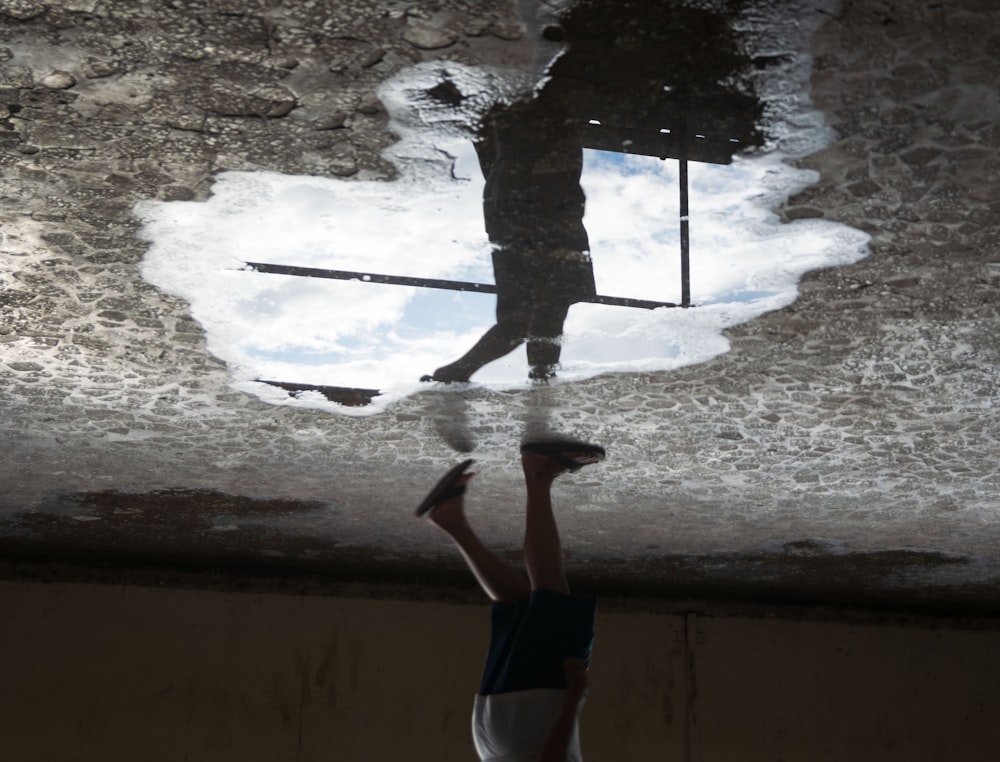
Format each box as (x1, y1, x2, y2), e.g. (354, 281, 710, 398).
(426, 250, 533, 383)
(424, 473, 531, 603)
(525, 300, 571, 381)
(522, 453, 570, 593)
(426, 322, 525, 383)
(521, 451, 599, 593)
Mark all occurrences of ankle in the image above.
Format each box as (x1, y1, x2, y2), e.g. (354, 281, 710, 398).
(523, 481, 557, 505)
(427, 502, 468, 531)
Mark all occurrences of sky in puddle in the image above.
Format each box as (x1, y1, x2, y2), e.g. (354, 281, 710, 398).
(136, 62, 869, 415)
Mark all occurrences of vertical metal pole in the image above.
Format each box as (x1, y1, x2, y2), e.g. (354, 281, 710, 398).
(679, 157, 691, 307)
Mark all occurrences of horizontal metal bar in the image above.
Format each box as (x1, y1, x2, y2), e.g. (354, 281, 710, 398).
(257, 379, 380, 407)
(244, 262, 681, 309)
(244, 262, 497, 294)
(580, 123, 737, 164)
(590, 294, 678, 309)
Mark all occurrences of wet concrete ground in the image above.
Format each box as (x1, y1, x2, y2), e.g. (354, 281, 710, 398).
(1, 0, 999, 612)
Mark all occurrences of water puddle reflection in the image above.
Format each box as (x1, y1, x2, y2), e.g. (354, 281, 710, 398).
(137, 0, 867, 414)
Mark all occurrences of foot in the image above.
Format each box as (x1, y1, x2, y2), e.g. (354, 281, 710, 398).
(520, 440, 606, 475)
(420, 363, 472, 384)
(521, 451, 600, 483)
(415, 459, 475, 517)
(528, 363, 557, 383)
(423, 471, 474, 533)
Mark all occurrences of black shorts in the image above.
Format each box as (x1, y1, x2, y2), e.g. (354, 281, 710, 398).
(478, 588, 597, 695)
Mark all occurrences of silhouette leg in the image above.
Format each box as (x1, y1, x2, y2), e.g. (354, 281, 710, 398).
(428, 323, 525, 383)
(424, 474, 531, 602)
(526, 301, 571, 381)
(427, 250, 535, 383)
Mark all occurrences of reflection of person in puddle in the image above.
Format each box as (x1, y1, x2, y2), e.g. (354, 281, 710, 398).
(422, 91, 596, 384)
(415, 440, 605, 762)
(419, 1, 760, 386)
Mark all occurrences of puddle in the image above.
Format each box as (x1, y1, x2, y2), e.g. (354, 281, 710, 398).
(136, 0, 867, 414)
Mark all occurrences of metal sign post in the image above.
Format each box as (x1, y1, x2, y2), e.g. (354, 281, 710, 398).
(679, 156, 691, 308)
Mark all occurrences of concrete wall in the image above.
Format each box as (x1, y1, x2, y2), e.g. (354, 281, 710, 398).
(1, 580, 998, 761)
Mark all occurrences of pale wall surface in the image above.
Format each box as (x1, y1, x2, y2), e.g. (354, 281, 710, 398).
(2, 580, 998, 762)
(693, 617, 1000, 761)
